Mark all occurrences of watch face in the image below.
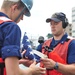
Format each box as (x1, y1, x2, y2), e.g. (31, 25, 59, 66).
(54, 62, 59, 70)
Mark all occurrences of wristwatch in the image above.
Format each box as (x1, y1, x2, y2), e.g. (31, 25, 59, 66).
(54, 62, 59, 70)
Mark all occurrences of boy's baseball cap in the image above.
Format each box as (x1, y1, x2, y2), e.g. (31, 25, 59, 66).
(46, 12, 66, 23)
(4, 0, 33, 17)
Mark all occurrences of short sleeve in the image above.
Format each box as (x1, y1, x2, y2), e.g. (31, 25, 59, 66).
(1, 22, 22, 60)
(67, 40, 75, 64)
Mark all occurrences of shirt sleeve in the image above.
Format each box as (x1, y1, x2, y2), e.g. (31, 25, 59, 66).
(36, 44, 42, 52)
(67, 40, 75, 64)
(1, 22, 22, 60)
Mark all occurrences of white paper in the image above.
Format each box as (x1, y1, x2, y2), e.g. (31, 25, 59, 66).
(33, 50, 48, 59)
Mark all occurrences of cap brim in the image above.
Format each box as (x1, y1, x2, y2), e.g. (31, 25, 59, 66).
(46, 18, 61, 23)
(25, 10, 31, 17)
(21, 0, 31, 17)
(24, 6, 31, 17)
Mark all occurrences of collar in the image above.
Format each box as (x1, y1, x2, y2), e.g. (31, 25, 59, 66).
(0, 12, 9, 18)
(51, 33, 68, 45)
(59, 33, 68, 44)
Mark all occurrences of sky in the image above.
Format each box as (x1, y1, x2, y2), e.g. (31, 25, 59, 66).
(0, 0, 75, 39)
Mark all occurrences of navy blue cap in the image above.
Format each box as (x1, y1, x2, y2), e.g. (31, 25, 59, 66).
(46, 12, 66, 23)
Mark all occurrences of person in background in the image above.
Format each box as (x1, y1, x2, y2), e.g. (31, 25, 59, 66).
(40, 12, 75, 75)
(0, 0, 46, 75)
(36, 36, 45, 52)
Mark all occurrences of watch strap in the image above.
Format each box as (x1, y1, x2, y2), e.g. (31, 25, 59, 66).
(54, 62, 59, 70)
